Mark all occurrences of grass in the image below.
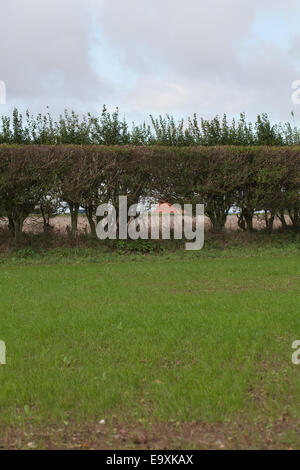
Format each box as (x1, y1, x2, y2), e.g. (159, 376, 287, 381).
(0, 241, 300, 449)
(0, 228, 299, 263)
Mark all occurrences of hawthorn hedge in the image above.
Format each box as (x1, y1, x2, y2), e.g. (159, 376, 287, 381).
(0, 145, 299, 239)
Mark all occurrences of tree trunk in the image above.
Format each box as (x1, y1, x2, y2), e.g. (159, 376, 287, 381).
(238, 208, 254, 232)
(8, 216, 15, 235)
(68, 202, 79, 236)
(85, 204, 96, 237)
(208, 215, 226, 232)
(278, 211, 287, 229)
(13, 215, 25, 242)
(265, 210, 275, 232)
(40, 205, 51, 230)
(237, 213, 246, 231)
(289, 208, 300, 229)
(206, 206, 228, 233)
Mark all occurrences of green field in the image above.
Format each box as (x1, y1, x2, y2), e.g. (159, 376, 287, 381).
(0, 248, 300, 449)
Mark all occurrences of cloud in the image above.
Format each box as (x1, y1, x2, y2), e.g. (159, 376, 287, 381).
(0, 0, 111, 112)
(97, 0, 257, 79)
(1, 0, 300, 122)
(126, 78, 189, 112)
(95, 0, 300, 121)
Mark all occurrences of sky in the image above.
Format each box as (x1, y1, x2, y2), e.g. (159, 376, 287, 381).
(1, 0, 300, 124)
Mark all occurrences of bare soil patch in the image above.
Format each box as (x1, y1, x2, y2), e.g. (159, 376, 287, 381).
(1, 414, 299, 450)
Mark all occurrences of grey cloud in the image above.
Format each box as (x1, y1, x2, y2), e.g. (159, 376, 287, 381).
(0, 0, 111, 112)
(0, 0, 300, 122)
(95, 0, 300, 120)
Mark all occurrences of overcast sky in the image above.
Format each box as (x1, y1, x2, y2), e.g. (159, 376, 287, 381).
(1, 0, 300, 124)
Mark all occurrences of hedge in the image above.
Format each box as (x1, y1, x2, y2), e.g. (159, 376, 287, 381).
(0, 145, 299, 239)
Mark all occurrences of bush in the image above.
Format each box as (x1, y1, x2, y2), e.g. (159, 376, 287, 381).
(0, 144, 299, 242)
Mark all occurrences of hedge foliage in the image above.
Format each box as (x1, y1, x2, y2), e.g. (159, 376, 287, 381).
(1, 106, 300, 146)
(0, 144, 299, 239)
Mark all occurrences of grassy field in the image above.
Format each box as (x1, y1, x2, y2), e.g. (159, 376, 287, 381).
(0, 244, 300, 449)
